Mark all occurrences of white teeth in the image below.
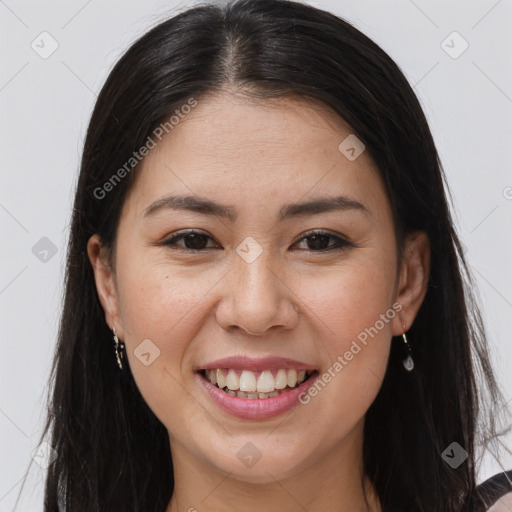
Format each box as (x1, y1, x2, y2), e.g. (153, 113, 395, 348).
(274, 369, 288, 389)
(239, 370, 257, 392)
(203, 367, 312, 396)
(226, 369, 239, 390)
(257, 370, 276, 393)
(287, 369, 297, 388)
(216, 369, 226, 389)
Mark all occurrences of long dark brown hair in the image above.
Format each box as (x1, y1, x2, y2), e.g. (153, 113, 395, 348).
(14, 0, 510, 510)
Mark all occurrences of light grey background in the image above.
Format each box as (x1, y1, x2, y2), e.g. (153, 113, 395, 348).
(1, 0, 511, 509)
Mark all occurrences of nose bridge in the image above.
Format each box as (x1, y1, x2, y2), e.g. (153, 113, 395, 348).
(232, 243, 280, 310)
(215, 239, 297, 335)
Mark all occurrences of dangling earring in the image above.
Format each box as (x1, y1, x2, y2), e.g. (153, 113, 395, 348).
(401, 324, 414, 371)
(112, 326, 125, 370)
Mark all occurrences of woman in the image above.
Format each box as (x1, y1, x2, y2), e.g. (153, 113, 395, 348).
(22, 0, 511, 510)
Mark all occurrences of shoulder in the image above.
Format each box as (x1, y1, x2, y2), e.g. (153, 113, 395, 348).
(470, 471, 512, 512)
(485, 492, 512, 512)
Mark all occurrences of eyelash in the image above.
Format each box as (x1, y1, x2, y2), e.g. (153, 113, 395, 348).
(160, 229, 355, 253)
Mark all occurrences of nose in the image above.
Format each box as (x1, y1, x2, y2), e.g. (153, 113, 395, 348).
(215, 251, 300, 336)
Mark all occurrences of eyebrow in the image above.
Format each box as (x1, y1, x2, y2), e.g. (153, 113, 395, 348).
(143, 194, 370, 221)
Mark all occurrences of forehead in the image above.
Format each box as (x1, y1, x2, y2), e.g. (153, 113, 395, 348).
(123, 92, 386, 220)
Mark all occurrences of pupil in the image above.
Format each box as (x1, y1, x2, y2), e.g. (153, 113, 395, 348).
(185, 233, 207, 250)
(308, 234, 330, 250)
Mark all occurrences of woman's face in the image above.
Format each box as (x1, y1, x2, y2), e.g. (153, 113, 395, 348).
(89, 92, 429, 484)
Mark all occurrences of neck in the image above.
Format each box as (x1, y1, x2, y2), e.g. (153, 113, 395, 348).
(166, 420, 381, 512)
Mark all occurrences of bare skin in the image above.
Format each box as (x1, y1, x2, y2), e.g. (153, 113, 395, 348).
(88, 90, 430, 512)
(488, 493, 512, 512)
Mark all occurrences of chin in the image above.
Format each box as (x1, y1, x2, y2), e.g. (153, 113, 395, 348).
(201, 436, 313, 482)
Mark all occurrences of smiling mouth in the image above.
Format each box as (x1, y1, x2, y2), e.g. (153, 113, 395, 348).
(198, 368, 317, 399)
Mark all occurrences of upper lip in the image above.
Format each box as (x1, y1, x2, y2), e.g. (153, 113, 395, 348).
(197, 356, 317, 372)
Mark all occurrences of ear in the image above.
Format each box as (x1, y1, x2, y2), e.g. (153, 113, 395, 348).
(392, 230, 430, 336)
(87, 234, 124, 338)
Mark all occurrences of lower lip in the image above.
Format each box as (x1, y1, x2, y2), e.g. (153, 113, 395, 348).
(196, 371, 318, 420)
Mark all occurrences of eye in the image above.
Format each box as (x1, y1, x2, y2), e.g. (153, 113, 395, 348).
(161, 230, 221, 252)
(160, 229, 354, 253)
(292, 229, 355, 252)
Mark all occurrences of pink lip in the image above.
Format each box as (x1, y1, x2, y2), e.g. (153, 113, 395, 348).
(197, 356, 316, 372)
(195, 370, 318, 420)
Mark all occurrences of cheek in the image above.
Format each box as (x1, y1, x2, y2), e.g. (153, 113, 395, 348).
(291, 250, 396, 416)
(113, 251, 219, 406)
(115, 244, 222, 343)
(295, 250, 397, 349)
